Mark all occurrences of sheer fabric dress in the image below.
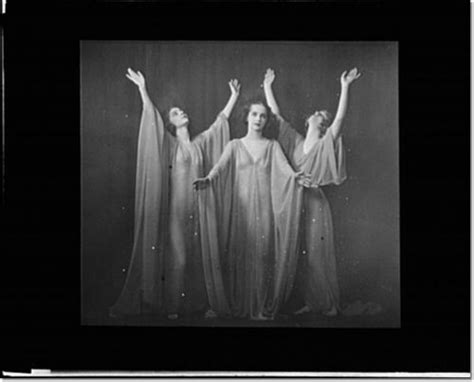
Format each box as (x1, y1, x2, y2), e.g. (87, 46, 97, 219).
(197, 138, 303, 319)
(110, 100, 230, 317)
(276, 116, 346, 313)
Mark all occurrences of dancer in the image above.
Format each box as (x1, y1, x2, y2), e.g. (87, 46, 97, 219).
(110, 68, 240, 319)
(263, 67, 360, 316)
(194, 98, 312, 320)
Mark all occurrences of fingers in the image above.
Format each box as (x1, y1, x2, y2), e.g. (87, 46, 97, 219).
(229, 79, 240, 92)
(264, 68, 275, 85)
(193, 178, 209, 190)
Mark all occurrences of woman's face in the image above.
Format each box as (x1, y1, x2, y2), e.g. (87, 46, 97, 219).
(306, 110, 326, 129)
(246, 104, 268, 132)
(169, 107, 189, 128)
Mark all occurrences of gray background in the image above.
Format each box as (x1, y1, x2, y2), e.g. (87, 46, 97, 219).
(81, 41, 399, 325)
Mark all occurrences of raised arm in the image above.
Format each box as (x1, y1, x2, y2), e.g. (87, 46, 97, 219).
(263, 68, 281, 116)
(126, 68, 154, 109)
(263, 68, 303, 158)
(329, 67, 361, 140)
(221, 79, 240, 119)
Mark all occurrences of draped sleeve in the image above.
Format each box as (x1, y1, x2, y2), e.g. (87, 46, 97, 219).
(265, 141, 304, 316)
(299, 131, 347, 186)
(194, 112, 231, 174)
(196, 141, 236, 316)
(110, 100, 175, 316)
(275, 115, 304, 160)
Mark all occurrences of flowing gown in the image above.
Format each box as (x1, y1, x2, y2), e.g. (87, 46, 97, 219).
(276, 116, 346, 313)
(197, 139, 304, 319)
(109, 99, 230, 317)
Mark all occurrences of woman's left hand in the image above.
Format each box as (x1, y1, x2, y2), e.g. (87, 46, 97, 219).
(229, 79, 241, 96)
(341, 67, 361, 86)
(193, 177, 211, 190)
(295, 171, 313, 188)
(263, 68, 275, 87)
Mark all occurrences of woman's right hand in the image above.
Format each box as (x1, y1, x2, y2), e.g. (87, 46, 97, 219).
(193, 177, 211, 191)
(126, 67, 146, 90)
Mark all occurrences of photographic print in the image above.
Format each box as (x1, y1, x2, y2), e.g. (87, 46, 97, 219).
(3, 0, 469, 376)
(81, 41, 399, 328)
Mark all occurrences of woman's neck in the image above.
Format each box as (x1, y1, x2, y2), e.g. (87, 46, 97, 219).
(176, 126, 191, 143)
(244, 129, 264, 141)
(305, 124, 321, 142)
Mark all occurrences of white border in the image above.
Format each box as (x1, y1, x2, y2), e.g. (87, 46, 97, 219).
(2, 370, 471, 378)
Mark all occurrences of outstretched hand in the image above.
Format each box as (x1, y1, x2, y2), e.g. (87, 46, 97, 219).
(340, 67, 361, 87)
(295, 171, 313, 188)
(193, 177, 211, 191)
(126, 67, 146, 89)
(263, 68, 275, 87)
(228, 79, 241, 97)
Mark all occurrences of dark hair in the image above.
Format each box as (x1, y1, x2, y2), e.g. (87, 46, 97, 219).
(162, 95, 187, 137)
(164, 107, 177, 136)
(241, 96, 277, 139)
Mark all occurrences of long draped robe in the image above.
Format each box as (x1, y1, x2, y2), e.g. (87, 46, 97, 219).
(197, 139, 303, 319)
(276, 116, 346, 313)
(109, 100, 230, 317)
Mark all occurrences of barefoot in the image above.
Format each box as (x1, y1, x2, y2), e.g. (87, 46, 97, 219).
(252, 313, 272, 321)
(294, 305, 311, 315)
(322, 306, 338, 317)
(204, 309, 217, 319)
(167, 313, 178, 320)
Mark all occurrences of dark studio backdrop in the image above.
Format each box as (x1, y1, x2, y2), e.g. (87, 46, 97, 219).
(81, 41, 399, 325)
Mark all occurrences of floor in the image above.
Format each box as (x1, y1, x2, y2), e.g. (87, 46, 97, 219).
(84, 306, 400, 328)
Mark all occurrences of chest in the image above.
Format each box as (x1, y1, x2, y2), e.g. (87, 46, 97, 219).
(174, 142, 199, 165)
(240, 139, 270, 162)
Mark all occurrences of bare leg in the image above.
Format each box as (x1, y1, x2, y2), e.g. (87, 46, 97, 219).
(167, 218, 187, 318)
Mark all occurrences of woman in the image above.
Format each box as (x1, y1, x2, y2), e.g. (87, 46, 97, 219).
(110, 68, 240, 320)
(263, 67, 360, 316)
(194, 98, 312, 320)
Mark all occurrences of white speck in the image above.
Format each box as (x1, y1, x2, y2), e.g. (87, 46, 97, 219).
(121, 206, 125, 210)
(181, 293, 185, 297)
(125, 114, 128, 118)
(302, 250, 306, 255)
(194, 232, 198, 236)
(122, 268, 126, 272)
(152, 246, 156, 250)
(312, 218, 316, 222)
(345, 197, 349, 201)
(189, 215, 193, 219)
(261, 235, 265, 239)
